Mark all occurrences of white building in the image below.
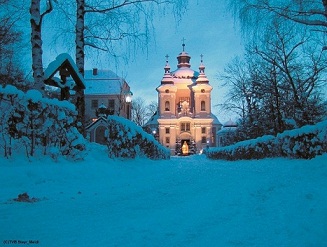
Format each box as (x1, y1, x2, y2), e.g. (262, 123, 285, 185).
(84, 68, 132, 124)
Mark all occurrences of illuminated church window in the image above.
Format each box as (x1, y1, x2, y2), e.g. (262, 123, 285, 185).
(181, 122, 190, 132)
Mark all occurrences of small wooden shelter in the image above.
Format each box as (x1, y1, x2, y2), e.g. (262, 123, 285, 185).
(44, 53, 85, 100)
(44, 53, 86, 133)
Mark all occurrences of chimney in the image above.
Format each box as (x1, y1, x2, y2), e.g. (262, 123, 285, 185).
(93, 68, 98, 76)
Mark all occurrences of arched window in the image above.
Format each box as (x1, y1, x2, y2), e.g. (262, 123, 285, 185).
(165, 89, 169, 93)
(201, 101, 206, 111)
(165, 101, 170, 111)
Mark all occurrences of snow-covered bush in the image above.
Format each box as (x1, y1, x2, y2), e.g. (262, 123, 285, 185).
(0, 85, 86, 160)
(106, 116, 170, 160)
(207, 120, 327, 160)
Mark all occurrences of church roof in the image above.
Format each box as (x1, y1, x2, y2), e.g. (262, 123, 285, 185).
(145, 111, 159, 126)
(169, 44, 199, 80)
(211, 113, 222, 126)
(171, 67, 199, 79)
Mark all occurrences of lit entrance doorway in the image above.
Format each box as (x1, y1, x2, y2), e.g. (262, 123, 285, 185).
(181, 139, 190, 156)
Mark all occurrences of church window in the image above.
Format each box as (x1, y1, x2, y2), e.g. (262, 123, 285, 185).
(166, 137, 170, 144)
(165, 101, 170, 111)
(201, 136, 207, 144)
(201, 89, 205, 93)
(201, 127, 206, 134)
(179, 97, 190, 104)
(165, 128, 170, 134)
(165, 89, 169, 93)
(91, 99, 98, 109)
(201, 101, 206, 111)
(181, 122, 190, 132)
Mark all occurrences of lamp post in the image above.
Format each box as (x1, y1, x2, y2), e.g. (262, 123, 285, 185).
(152, 129, 158, 141)
(125, 90, 132, 120)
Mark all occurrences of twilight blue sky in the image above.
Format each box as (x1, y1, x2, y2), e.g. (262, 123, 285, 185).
(43, 0, 244, 123)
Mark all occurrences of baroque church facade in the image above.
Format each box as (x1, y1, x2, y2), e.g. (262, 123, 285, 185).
(145, 44, 222, 155)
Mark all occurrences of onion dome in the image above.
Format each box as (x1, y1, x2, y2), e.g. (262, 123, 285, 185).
(196, 54, 209, 84)
(161, 54, 174, 84)
(177, 42, 191, 68)
(171, 42, 199, 79)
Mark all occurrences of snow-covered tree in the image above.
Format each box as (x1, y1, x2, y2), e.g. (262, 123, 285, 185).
(0, 85, 86, 159)
(0, 1, 29, 91)
(221, 22, 327, 141)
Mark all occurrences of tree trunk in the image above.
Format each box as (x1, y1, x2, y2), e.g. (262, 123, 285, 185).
(75, 0, 85, 135)
(30, 0, 44, 91)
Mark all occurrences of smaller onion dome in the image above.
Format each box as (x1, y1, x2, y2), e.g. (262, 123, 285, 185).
(196, 54, 209, 84)
(161, 54, 174, 84)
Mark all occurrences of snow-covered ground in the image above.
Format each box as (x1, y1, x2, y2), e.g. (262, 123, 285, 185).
(1, 147, 327, 246)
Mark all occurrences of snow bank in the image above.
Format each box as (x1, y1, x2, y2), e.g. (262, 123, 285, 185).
(106, 115, 170, 160)
(207, 120, 327, 160)
(0, 85, 86, 159)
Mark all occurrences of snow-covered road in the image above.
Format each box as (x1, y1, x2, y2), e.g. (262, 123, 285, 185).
(1, 153, 327, 246)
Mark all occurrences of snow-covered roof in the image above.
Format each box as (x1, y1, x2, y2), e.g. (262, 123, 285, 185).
(83, 69, 126, 95)
(217, 119, 237, 134)
(145, 111, 159, 126)
(85, 116, 107, 130)
(224, 119, 237, 127)
(211, 113, 222, 126)
(171, 67, 199, 79)
(44, 53, 85, 90)
(217, 126, 237, 134)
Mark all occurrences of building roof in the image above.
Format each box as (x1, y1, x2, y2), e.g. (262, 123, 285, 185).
(145, 111, 159, 126)
(83, 69, 126, 95)
(224, 119, 237, 127)
(211, 113, 222, 126)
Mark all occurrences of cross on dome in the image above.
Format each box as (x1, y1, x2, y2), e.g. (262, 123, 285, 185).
(164, 54, 171, 74)
(182, 38, 186, 51)
(199, 54, 206, 75)
(165, 54, 169, 63)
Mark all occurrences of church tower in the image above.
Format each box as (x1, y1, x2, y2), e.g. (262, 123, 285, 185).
(147, 43, 221, 155)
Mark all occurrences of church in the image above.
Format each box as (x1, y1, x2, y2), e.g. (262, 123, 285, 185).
(145, 44, 222, 155)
